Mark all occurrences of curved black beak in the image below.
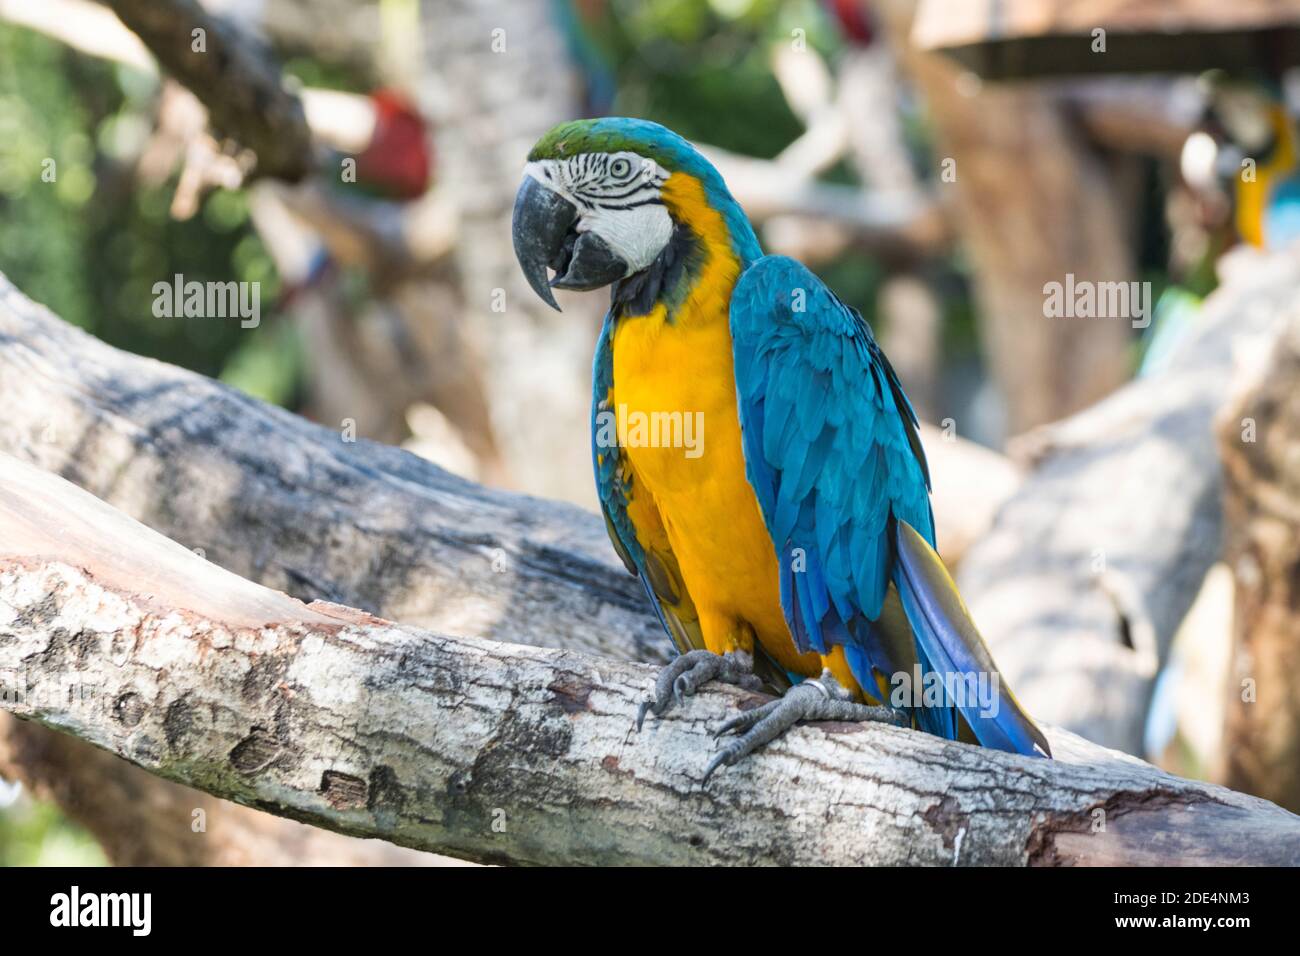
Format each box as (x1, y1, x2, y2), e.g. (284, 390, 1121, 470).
(511, 175, 630, 312)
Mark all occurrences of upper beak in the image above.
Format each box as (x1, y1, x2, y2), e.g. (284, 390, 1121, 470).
(511, 174, 630, 312)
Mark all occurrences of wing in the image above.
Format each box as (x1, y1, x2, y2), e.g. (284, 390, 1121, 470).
(730, 255, 932, 669)
(730, 256, 1050, 756)
(592, 310, 705, 656)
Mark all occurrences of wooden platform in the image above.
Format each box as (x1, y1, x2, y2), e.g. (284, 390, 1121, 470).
(913, 0, 1300, 79)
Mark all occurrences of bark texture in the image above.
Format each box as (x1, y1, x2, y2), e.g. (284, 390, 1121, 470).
(3, 453, 1297, 866)
(0, 275, 663, 664)
(0, 717, 438, 865)
(1218, 315, 1300, 813)
(0, 271, 1019, 863)
(0, 271, 659, 865)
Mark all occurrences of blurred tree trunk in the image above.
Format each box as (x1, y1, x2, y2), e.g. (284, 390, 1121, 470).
(418, 0, 602, 505)
(837, 43, 944, 420)
(955, 246, 1297, 754)
(1218, 316, 1300, 813)
(877, 0, 1135, 438)
(203, 0, 381, 75)
(251, 183, 504, 477)
(219, 0, 508, 479)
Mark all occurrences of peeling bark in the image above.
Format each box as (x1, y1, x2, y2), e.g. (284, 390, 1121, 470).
(1, 454, 1297, 865)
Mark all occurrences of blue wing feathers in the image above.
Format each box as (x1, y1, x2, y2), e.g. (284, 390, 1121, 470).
(730, 256, 1047, 757)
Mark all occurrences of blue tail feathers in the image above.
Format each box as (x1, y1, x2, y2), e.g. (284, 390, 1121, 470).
(891, 520, 1051, 758)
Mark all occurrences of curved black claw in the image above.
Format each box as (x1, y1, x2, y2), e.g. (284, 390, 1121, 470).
(703, 669, 908, 783)
(635, 650, 761, 732)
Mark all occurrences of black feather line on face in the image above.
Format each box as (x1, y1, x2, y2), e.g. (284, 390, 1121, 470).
(564, 153, 665, 203)
(591, 196, 665, 212)
(590, 180, 656, 200)
(612, 222, 700, 319)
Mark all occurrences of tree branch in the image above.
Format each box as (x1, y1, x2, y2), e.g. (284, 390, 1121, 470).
(959, 248, 1300, 754)
(104, 0, 314, 181)
(0, 274, 664, 665)
(2, 452, 1297, 865)
(0, 272, 1009, 663)
(0, 263, 663, 865)
(702, 146, 950, 257)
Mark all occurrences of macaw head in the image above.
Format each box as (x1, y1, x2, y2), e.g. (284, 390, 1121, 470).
(511, 117, 750, 311)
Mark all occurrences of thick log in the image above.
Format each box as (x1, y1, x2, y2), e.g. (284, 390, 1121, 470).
(0, 270, 660, 865)
(0, 273, 1015, 660)
(1218, 317, 1300, 813)
(2, 453, 1297, 865)
(0, 276, 661, 663)
(958, 249, 1300, 754)
(0, 718, 438, 866)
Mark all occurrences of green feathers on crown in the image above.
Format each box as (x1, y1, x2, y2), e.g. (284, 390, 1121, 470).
(529, 118, 711, 179)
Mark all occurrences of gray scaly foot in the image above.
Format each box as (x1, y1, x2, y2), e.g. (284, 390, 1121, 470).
(703, 669, 908, 782)
(635, 649, 763, 731)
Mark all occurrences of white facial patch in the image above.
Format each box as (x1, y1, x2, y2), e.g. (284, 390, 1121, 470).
(524, 153, 674, 276)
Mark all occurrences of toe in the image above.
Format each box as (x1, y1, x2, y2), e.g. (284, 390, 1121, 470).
(673, 657, 721, 704)
(713, 699, 780, 738)
(702, 744, 741, 784)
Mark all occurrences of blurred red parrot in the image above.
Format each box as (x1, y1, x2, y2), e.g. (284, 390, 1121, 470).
(353, 88, 433, 201)
(823, 0, 875, 46)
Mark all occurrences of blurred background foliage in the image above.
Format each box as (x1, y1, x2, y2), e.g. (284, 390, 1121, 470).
(0, 0, 987, 414)
(0, 789, 107, 867)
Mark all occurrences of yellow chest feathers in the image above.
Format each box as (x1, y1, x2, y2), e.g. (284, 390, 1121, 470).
(609, 171, 745, 490)
(606, 173, 815, 671)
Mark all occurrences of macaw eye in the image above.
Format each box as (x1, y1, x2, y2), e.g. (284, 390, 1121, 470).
(609, 158, 632, 179)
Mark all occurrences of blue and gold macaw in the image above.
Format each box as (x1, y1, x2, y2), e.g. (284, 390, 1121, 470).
(1142, 77, 1300, 377)
(1213, 81, 1300, 251)
(511, 118, 1050, 779)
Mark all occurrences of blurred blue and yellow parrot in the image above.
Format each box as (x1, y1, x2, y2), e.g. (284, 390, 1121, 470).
(511, 118, 1050, 779)
(1214, 82, 1300, 250)
(1143, 77, 1300, 377)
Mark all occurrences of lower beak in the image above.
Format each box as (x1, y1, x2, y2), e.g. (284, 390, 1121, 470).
(511, 175, 630, 312)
